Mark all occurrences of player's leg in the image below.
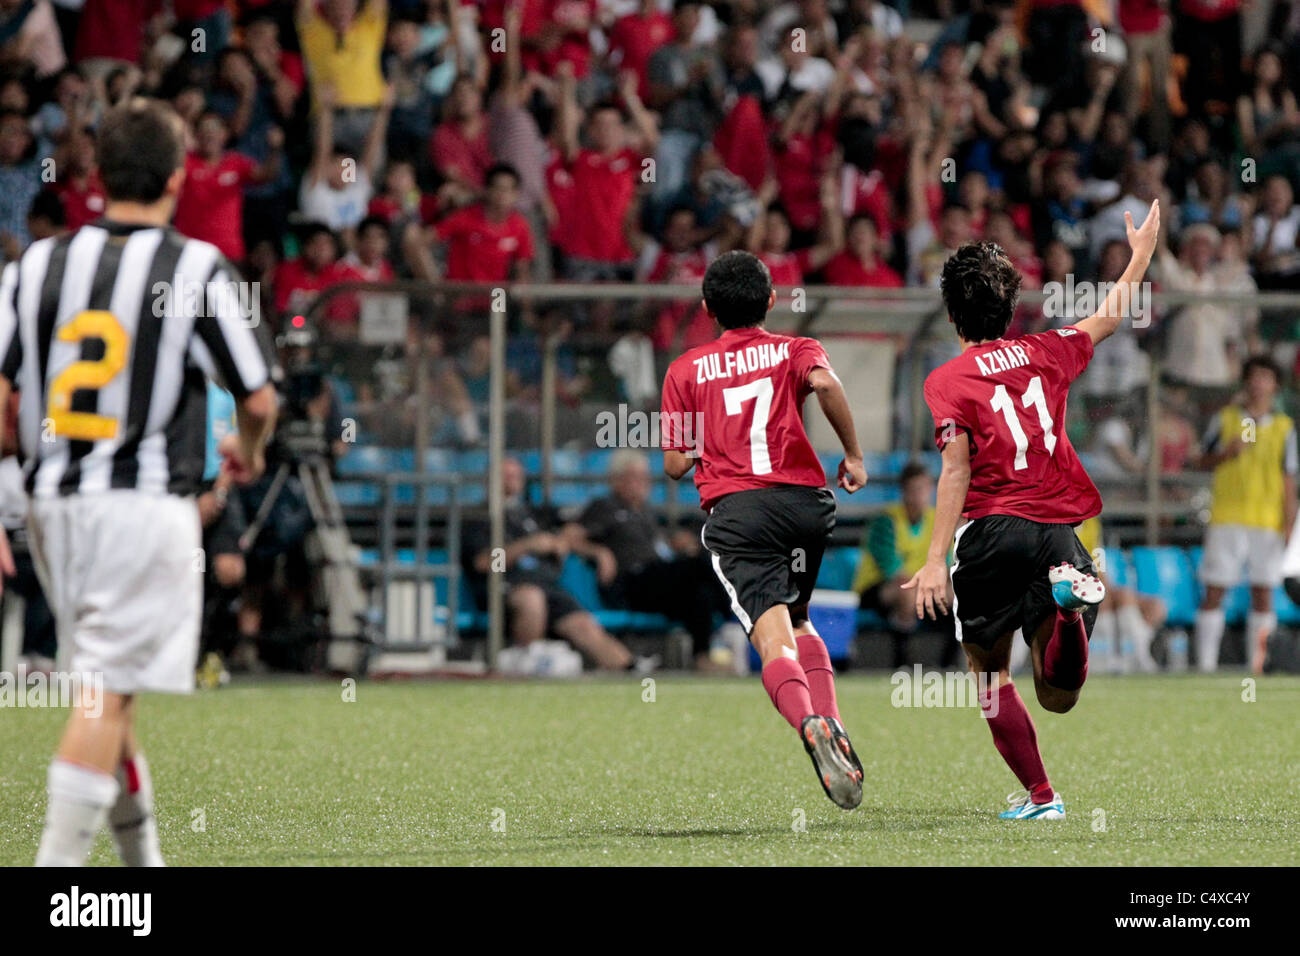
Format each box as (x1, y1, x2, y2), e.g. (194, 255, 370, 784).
(705, 489, 860, 809)
(965, 633, 1063, 819)
(506, 583, 547, 647)
(35, 692, 130, 866)
(1247, 586, 1275, 675)
(1195, 524, 1243, 672)
(1028, 529, 1104, 705)
(108, 712, 165, 866)
(1246, 526, 1284, 674)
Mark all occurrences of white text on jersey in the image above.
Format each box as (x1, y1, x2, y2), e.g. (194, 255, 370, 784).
(695, 342, 791, 383)
(974, 344, 1031, 377)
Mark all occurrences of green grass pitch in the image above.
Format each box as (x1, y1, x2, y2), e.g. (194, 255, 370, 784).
(2, 674, 1297, 865)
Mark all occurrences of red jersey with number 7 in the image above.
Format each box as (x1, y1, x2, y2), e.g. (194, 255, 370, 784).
(661, 326, 831, 511)
(923, 326, 1102, 523)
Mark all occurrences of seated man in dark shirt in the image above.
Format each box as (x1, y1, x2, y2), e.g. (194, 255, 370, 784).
(461, 456, 639, 671)
(565, 450, 736, 670)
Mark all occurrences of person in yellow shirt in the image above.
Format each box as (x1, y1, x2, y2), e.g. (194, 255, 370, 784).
(297, 0, 388, 154)
(854, 462, 955, 668)
(1195, 356, 1299, 673)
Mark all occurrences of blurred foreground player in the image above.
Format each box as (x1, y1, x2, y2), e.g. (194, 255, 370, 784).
(660, 251, 868, 809)
(904, 201, 1160, 820)
(0, 99, 278, 865)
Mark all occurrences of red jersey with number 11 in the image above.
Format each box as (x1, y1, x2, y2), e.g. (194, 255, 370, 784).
(923, 326, 1102, 523)
(661, 326, 830, 511)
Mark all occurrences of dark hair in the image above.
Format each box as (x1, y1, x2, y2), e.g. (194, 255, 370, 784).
(96, 99, 185, 203)
(27, 189, 65, 227)
(484, 163, 521, 188)
(899, 461, 931, 485)
(299, 221, 340, 256)
(357, 214, 388, 237)
(939, 240, 1022, 343)
(1242, 354, 1283, 384)
(702, 251, 773, 330)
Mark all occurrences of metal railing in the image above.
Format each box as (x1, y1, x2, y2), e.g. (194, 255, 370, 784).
(306, 280, 1300, 663)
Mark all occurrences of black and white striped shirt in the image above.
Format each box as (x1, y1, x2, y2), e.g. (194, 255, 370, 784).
(0, 220, 276, 498)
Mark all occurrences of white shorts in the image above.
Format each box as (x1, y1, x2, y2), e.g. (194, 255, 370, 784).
(1199, 524, 1285, 589)
(28, 491, 202, 695)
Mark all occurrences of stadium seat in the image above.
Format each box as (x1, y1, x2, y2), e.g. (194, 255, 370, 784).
(1131, 546, 1199, 628)
(556, 554, 672, 632)
(337, 445, 413, 475)
(335, 482, 380, 507)
(816, 547, 861, 592)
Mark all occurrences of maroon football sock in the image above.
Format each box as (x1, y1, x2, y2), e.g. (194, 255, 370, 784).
(981, 682, 1053, 804)
(761, 657, 815, 730)
(795, 634, 840, 723)
(1043, 608, 1089, 691)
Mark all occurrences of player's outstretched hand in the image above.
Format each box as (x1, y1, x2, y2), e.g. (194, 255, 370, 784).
(219, 432, 265, 486)
(837, 457, 867, 493)
(901, 559, 949, 620)
(1126, 199, 1160, 262)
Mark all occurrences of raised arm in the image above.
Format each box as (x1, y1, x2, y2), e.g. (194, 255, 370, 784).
(1074, 199, 1160, 346)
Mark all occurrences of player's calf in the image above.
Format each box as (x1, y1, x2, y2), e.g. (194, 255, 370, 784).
(1041, 563, 1102, 694)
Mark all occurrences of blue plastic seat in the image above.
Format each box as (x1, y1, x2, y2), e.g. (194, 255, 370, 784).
(1131, 546, 1199, 627)
(816, 547, 861, 591)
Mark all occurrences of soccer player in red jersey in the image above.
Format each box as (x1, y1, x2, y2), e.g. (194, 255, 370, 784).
(661, 251, 869, 809)
(903, 200, 1161, 820)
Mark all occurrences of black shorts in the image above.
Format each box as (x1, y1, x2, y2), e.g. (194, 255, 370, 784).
(701, 485, 836, 634)
(951, 514, 1097, 650)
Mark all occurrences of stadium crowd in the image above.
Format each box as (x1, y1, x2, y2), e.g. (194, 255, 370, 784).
(0, 0, 1298, 676)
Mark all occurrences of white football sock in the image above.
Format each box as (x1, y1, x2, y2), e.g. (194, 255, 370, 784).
(1118, 602, 1157, 672)
(1091, 609, 1117, 674)
(1246, 611, 1276, 671)
(109, 753, 165, 867)
(1194, 608, 1226, 673)
(35, 760, 119, 867)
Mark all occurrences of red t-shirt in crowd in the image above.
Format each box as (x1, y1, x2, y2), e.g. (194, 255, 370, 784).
(174, 151, 258, 262)
(429, 120, 494, 189)
(544, 158, 576, 253)
(434, 204, 534, 281)
(563, 148, 639, 262)
(647, 247, 713, 351)
(607, 10, 674, 97)
(75, 0, 161, 62)
(822, 251, 903, 287)
(661, 326, 832, 511)
(1118, 0, 1165, 32)
(274, 258, 363, 318)
(368, 192, 441, 226)
(52, 174, 106, 232)
(773, 126, 836, 232)
(1179, 0, 1240, 21)
(760, 249, 813, 286)
(923, 326, 1101, 523)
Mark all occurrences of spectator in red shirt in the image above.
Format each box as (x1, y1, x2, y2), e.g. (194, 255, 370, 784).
(51, 128, 105, 231)
(824, 214, 904, 287)
(747, 173, 844, 285)
(554, 66, 658, 279)
(606, 0, 674, 99)
(343, 215, 395, 282)
(274, 222, 363, 320)
(429, 75, 494, 190)
(1118, 0, 1172, 151)
(73, 0, 161, 67)
(642, 206, 716, 352)
(1176, 0, 1242, 117)
(173, 112, 283, 263)
(423, 163, 535, 283)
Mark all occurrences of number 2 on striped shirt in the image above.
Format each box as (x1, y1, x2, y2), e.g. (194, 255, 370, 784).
(47, 310, 129, 441)
(723, 376, 773, 475)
